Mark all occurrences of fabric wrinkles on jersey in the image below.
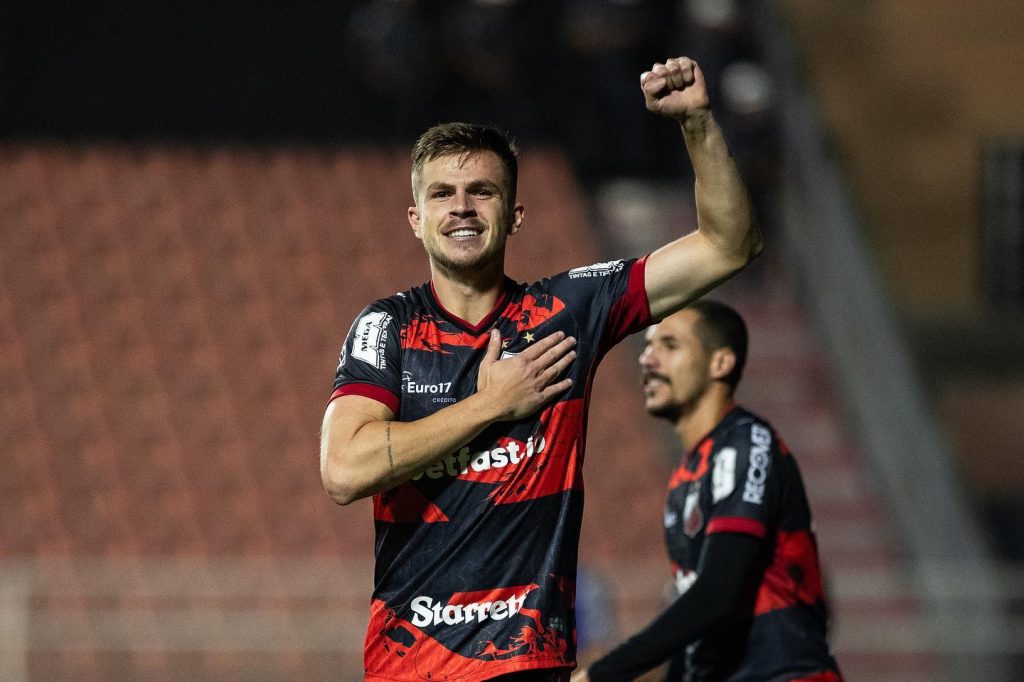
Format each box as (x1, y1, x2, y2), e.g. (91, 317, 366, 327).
(664, 407, 841, 681)
(331, 257, 651, 681)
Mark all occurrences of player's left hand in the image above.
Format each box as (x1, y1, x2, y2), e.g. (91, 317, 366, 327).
(641, 56, 709, 122)
(570, 668, 590, 682)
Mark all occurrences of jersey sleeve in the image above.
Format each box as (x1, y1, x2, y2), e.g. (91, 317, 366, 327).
(704, 420, 780, 540)
(605, 255, 653, 347)
(329, 301, 401, 414)
(558, 256, 653, 356)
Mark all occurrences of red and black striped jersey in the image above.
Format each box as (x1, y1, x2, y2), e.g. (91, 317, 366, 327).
(664, 406, 840, 681)
(331, 257, 651, 681)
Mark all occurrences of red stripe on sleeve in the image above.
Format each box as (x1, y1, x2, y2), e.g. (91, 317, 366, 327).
(329, 383, 400, 415)
(605, 256, 654, 348)
(706, 516, 767, 539)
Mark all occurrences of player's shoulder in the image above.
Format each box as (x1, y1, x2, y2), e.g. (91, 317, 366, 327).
(360, 282, 432, 317)
(716, 407, 780, 452)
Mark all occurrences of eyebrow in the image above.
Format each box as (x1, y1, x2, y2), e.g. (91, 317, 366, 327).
(424, 179, 502, 194)
(466, 179, 501, 192)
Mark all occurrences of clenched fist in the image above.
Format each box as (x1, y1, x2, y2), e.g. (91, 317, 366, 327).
(641, 57, 709, 122)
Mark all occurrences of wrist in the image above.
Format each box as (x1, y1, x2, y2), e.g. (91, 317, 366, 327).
(679, 108, 713, 133)
(465, 390, 507, 424)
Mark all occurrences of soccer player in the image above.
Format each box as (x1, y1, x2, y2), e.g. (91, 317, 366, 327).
(573, 301, 842, 681)
(320, 57, 763, 681)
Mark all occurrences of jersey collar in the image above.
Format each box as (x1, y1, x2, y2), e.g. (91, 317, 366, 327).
(427, 276, 516, 334)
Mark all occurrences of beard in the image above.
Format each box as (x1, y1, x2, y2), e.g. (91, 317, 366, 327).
(643, 373, 683, 422)
(644, 381, 702, 424)
(646, 400, 683, 422)
(422, 239, 490, 273)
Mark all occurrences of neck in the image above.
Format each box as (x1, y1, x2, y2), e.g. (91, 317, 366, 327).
(674, 388, 735, 452)
(430, 260, 507, 326)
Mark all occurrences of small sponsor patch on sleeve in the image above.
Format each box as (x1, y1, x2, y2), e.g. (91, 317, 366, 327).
(351, 311, 393, 369)
(567, 259, 625, 279)
(712, 447, 737, 503)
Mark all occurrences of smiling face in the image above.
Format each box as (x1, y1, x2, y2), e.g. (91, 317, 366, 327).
(408, 151, 524, 277)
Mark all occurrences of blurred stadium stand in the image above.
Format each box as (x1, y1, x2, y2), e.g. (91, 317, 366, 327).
(2, 0, 1023, 680)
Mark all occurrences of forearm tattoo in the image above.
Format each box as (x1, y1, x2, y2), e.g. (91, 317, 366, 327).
(385, 421, 395, 476)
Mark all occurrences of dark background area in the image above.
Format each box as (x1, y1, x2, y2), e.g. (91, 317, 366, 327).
(0, 1, 779, 187)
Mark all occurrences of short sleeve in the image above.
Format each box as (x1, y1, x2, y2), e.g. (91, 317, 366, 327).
(604, 255, 653, 347)
(329, 302, 401, 414)
(558, 256, 652, 356)
(704, 421, 780, 540)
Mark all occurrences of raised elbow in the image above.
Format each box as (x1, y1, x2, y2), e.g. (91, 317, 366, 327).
(727, 222, 764, 272)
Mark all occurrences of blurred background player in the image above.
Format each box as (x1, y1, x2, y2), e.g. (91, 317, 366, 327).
(320, 59, 762, 680)
(573, 301, 842, 682)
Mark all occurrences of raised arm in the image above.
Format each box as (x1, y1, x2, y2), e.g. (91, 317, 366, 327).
(320, 329, 576, 505)
(641, 57, 764, 320)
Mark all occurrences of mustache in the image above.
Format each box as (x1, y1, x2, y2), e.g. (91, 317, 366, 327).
(642, 371, 670, 385)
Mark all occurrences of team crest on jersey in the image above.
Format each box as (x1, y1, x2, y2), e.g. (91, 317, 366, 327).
(568, 260, 625, 279)
(683, 481, 703, 538)
(352, 311, 392, 369)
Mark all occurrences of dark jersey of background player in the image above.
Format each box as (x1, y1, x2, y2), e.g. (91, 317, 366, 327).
(320, 57, 763, 681)
(333, 259, 650, 678)
(579, 302, 842, 682)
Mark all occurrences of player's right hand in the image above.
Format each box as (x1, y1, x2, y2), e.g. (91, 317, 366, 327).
(477, 328, 576, 421)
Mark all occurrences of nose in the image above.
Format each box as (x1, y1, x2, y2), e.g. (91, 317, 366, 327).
(449, 190, 477, 217)
(639, 345, 656, 369)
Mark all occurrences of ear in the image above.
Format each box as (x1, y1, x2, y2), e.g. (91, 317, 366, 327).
(508, 202, 525, 235)
(408, 205, 423, 239)
(709, 348, 736, 382)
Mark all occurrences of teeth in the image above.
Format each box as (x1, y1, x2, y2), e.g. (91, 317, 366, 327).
(449, 229, 480, 238)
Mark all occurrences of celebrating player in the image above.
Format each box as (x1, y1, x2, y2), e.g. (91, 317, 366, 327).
(320, 57, 763, 681)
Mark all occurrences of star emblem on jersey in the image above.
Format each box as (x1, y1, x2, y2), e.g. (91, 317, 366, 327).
(524, 332, 535, 343)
